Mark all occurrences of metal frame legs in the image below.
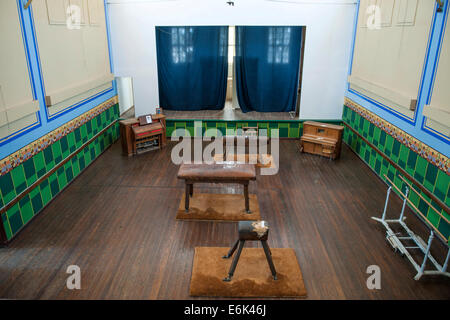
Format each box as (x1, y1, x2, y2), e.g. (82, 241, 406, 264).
(223, 240, 245, 282)
(261, 240, 278, 280)
(372, 183, 450, 280)
(223, 240, 277, 282)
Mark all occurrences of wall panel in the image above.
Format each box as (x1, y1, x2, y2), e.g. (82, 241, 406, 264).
(349, 0, 435, 117)
(423, 14, 450, 138)
(46, 0, 69, 25)
(0, 0, 39, 139)
(33, 0, 113, 115)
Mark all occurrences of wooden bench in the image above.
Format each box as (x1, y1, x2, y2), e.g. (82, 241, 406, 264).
(177, 163, 256, 213)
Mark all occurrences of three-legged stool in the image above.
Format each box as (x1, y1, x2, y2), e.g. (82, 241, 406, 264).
(223, 220, 277, 282)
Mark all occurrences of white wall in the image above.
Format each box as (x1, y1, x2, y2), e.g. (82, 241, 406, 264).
(107, 0, 356, 119)
(116, 77, 134, 115)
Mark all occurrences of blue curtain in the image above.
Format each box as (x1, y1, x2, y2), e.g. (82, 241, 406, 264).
(235, 26, 303, 113)
(156, 26, 228, 111)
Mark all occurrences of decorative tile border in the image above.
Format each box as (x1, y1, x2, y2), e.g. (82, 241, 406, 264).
(0, 96, 118, 176)
(345, 97, 449, 175)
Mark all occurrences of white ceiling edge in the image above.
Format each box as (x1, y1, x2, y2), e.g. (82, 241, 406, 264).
(106, 0, 357, 5)
(263, 0, 356, 4)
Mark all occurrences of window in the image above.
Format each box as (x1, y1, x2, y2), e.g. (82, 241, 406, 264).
(171, 27, 194, 64)
(228, 26, 235, 64)
(268, 27, 291, 64)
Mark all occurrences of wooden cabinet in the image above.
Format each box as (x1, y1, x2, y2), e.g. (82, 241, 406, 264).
(300, 121, 344, 159)
(119, 114, 166, 156)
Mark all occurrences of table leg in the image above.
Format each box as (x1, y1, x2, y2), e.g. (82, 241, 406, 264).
(185, 183, 190, 212)
(189, 184, 193, 197)
(244, 183, 250, 213)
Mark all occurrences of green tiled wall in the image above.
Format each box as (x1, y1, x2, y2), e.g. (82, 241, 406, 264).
(0, 104, 120, 242)
(166, 120, 308, 139)
(342, 105, 450, 243)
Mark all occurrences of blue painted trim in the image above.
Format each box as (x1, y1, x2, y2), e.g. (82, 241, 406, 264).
(27, 4, 47, 116)
(421, 117, 449, 141)
(0, 112, 40, 147)
(347, 0, 360, 76)
(412, 1, 439, 124)
(104, 0, 114, 74)
(27, 2, 116, 122)
(348, 88, 415, 124)
(16, 0, 37, 100)
(0, 0, 43, 147)
(346, 0, 449, 157)
(427, 0, 449, 104)
(422, 0, 450, 143)
(44, 0, 117, 121)
(47, 87, 114, 120)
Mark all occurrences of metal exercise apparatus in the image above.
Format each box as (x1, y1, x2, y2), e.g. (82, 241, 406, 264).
(222, 220, 277, 282)
(372, 175, 450, 280)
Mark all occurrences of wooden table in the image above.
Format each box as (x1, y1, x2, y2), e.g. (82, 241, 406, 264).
(177, 163, 256, 213)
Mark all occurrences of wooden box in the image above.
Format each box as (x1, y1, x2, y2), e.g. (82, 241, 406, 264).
(300, 121, 344, 159)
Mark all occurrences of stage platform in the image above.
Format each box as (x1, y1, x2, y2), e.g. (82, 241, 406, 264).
(121, 106, 341, 139)
(163, 104, 301, 138)
(164, 108, 295, 121)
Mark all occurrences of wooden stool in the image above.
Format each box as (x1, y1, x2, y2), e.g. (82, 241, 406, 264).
(223, 221, 277, 282)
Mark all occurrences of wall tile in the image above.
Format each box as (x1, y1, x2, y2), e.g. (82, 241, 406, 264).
(11, 166, 27, 195)
(0, 172, 15, 204)
(19, 194, 33, 224)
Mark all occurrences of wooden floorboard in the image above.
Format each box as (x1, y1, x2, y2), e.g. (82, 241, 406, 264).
(0, 140, 449, 299)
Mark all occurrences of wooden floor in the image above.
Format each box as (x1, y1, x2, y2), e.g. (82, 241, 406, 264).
(0, 140, 449, 299)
